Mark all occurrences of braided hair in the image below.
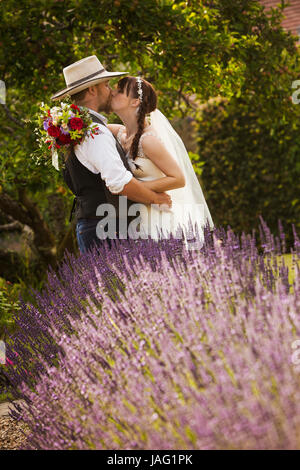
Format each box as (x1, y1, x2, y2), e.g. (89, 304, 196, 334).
(117, 76, 157, 160)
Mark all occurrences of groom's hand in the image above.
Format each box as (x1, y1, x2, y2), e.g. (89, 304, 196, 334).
(120, 177, 172, 207)
(153, 192, 172, 208)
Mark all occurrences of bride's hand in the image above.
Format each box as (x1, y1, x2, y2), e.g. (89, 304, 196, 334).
(157, 203, 173, 212)
(153, 192, 172, 209)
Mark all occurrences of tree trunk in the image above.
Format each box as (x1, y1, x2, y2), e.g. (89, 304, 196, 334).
(17, 188, 57, 268)
(57, 222, 77, 260)
(0, 190, 57, 269)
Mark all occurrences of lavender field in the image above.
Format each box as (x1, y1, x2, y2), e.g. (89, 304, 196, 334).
(5, 218, 300, 449)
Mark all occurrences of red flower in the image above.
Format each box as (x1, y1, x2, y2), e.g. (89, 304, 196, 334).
(59, 133, 72, 145)
(70, 104, 80, 113)
(47, 125, 61, 138)
(69, 117, 84, 130)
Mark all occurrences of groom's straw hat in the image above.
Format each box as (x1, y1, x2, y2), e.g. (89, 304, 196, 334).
(51, 55, 128, 101)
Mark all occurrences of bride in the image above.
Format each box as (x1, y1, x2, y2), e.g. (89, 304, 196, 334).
(108, 76, 214, 247)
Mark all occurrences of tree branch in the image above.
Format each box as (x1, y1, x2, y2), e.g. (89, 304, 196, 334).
(1, 104, 25, 129)
(0, 220, 23, 232)
(0, 193, 32, 226)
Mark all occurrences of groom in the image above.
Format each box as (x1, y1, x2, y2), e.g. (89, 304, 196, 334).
(51, 56, 171, 253)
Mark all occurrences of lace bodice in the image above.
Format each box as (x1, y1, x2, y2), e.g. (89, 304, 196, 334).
(116, 125, 165, 181)
(116, 126, 160, 159)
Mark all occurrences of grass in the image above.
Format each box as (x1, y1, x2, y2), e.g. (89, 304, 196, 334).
(268, 254, 300, 292)
(0, 391, 13, 404)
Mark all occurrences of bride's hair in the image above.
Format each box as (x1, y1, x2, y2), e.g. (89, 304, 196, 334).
(117, 76, 157, 160)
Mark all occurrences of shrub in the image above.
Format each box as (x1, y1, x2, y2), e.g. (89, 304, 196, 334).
(4, 233, 194, 397)
(5, 218, 300, 450)
(194, 93, 300, 251)
(0, 278, 21, 339)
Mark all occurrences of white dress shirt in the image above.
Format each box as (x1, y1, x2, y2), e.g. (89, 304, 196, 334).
(74, 109, 133, 194)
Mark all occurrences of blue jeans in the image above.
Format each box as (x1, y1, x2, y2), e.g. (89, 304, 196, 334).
(76, 218, 114, 254)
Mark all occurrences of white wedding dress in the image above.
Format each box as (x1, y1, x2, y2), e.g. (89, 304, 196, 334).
(117, 120, 214, 247)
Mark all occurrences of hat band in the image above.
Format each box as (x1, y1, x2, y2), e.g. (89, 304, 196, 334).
(67, 68, 105, 88)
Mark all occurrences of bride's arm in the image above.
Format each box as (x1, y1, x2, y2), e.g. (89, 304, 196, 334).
(107, 124, 124, 137)
(140, 135, 185, 192)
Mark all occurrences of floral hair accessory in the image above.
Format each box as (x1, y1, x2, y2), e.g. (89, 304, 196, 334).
(136, 77, 143, 102)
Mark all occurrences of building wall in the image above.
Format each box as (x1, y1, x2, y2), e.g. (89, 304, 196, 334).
(260, 0, 300, 39)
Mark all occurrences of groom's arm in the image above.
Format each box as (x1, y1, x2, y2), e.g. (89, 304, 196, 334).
(75, 127, 171, 207)
(118, 178, 172, 207)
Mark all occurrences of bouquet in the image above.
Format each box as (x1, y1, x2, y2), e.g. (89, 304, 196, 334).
(34, 100, 100, 170)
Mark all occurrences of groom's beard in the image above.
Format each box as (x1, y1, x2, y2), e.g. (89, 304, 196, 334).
(100, 91, 113, 114)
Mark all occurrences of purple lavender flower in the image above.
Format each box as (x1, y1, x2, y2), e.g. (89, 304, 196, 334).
(3, 217, 300, 450)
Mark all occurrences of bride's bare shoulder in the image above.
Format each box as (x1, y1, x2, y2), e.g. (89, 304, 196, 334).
(140, 126, 163, 147)
(107, 124, 125, 138)
(139, 128, 167, 161)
